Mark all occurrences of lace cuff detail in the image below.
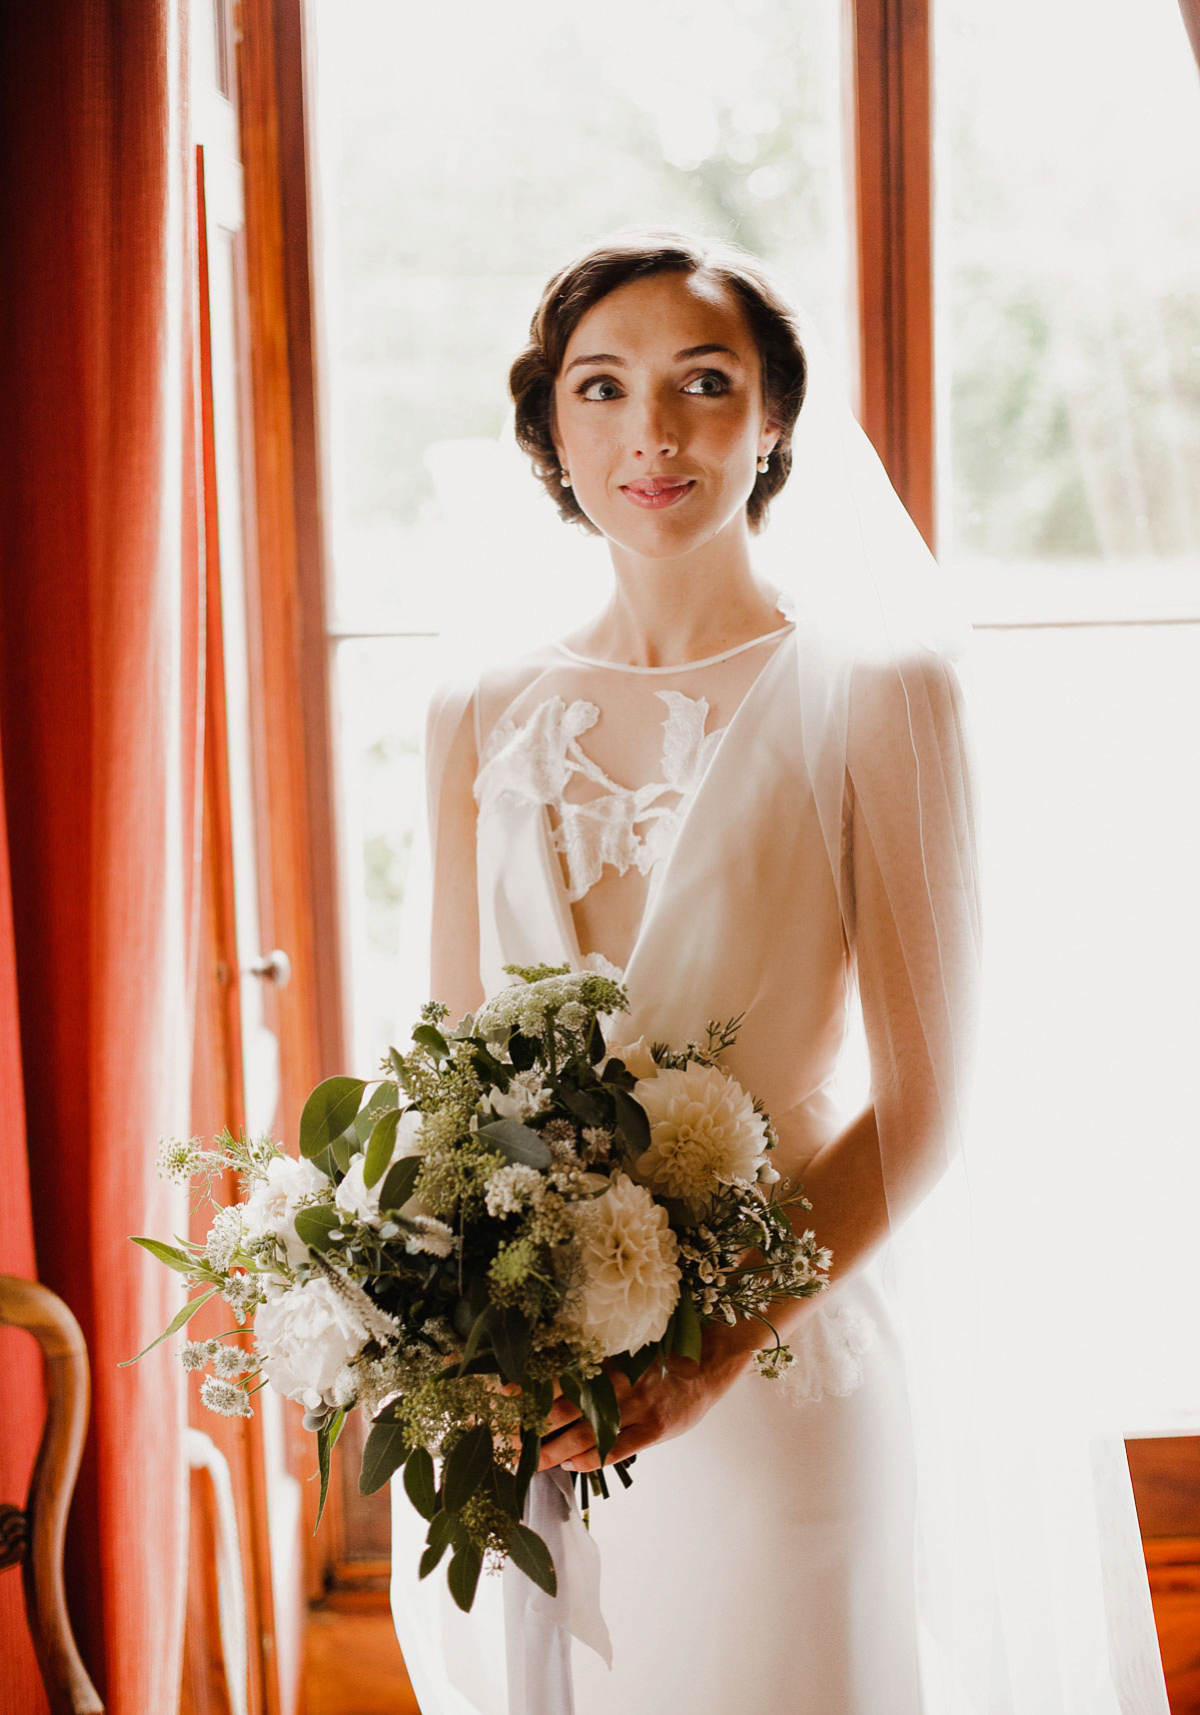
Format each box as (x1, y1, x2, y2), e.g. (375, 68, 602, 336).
(779, 1297, 875, 1404)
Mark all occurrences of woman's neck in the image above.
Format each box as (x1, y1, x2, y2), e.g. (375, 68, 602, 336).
(572, 518, 784, 669)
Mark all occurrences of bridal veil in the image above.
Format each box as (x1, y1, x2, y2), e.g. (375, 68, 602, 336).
(406, 263, 1168, 1715)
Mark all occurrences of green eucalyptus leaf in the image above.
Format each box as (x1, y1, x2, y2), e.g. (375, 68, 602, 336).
(586, 1017, 607, 1065)
(612, 1087, 651, 1154)
(506, 1033, 538, 1072)
(359, 1418, 410, 1494)
(487, 1462, 519, 1517)
(354, 1081, 400, 1144)
(412, 1023, 450, 1059)
(131, 1236, 200, 1275)
(488, 1309, 531, 1386)
(459, 1306, 490, 1371)
(611, 1344, 657, 1388)
(579, 1370, 621, 1466)
(560, 1086, 605, 1128)
(507, 1524, 557, 1598)
(515, 1430, 540, 1510)
(330, 1130, 354, 1174)
(293, 1204, 340, 1252)
(364, 1107, 402, 1189)
(378, 1154, 421, 1214)
(673, 1286, 703, 1363)
(475, 1119, 551, 1170)
(418, 1510, 458, 1579)
(119, 1286, 218, 1366)
(442, 1423, 494, 1513)
(447, 1540, 483, 1612)
(300, 1077, 367, 1160)
(314, 1409, 345, 1534)
(601, 1059, 636, 1092)
(403, 1445, 438, 1521)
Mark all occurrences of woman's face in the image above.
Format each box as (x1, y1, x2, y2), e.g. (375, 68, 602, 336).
(551, 270, 779, 560)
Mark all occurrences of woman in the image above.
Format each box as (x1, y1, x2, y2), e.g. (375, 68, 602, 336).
(394, 230, 982, 1715)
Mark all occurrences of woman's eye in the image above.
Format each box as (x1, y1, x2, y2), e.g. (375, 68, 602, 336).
(682, 370, 732, 397)
(578, 377, 624, 402)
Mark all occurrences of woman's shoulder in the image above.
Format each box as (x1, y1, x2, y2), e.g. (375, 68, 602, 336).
(427, 640, 570, 766)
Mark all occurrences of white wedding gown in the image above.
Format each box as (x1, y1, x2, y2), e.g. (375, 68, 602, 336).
(392, 621, 942, 1714)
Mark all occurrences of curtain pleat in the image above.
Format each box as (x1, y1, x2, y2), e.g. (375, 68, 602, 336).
(0, 4, 204, 1711)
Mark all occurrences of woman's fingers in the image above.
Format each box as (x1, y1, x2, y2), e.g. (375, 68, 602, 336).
(544, 1393, 584, 1433)
(551, 1422, 652, 1474)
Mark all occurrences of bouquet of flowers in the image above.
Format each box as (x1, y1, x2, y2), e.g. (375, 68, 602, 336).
(131, 964, 829, 1612)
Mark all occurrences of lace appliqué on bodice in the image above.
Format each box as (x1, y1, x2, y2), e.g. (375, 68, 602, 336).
(476, 690, 723, 903)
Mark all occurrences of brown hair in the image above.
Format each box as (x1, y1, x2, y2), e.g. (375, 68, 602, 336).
(508, 229, 807, 535)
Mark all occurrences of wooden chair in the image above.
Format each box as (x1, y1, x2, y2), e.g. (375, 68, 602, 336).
(0, 1274, 104, 1714)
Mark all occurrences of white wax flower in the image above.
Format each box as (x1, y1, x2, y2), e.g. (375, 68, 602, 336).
(241, 1154, 329, 1268)
(488, 1069, 552, 1124)
(569, 1173, 680, 1356)
(254, 1276, 368, 1410)
(634, 1062, 768, 1216)
(334, 1109, 425, 1228)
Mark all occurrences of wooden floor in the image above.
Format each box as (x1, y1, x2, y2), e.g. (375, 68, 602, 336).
(304, 1602, 419, 1715)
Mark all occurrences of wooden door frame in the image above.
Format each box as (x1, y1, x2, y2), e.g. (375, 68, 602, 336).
(235, 0, 348, 1597)
(188, 141, 283, 1715)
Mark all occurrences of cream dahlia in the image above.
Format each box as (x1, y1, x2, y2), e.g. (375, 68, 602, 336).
(634, 1061, 769, 1215)
(568, 1173, 680, 1356)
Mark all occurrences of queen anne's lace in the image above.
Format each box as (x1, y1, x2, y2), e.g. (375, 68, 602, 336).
(476, 690, 724, 902)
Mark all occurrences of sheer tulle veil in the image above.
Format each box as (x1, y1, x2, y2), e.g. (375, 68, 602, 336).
(399, 262, 1168, 1715)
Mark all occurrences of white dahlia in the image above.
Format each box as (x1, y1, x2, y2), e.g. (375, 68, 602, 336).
(568, 1173, 680, 1356)
(634, 1061, 768, 1215)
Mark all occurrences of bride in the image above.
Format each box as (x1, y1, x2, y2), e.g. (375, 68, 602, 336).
(390, 230, 1158, 1715)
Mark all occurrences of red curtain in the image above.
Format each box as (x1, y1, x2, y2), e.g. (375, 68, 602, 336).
(0, 4, 204, 1712)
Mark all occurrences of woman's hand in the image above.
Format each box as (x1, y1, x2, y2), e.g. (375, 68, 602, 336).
(537, 1322, 760, 1474)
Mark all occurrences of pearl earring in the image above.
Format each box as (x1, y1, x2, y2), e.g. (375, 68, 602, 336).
(560, 470, 572, 488)
(757, 454, 770, 475)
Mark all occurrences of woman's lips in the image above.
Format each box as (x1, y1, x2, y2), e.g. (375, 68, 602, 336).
(620, 478, 696, 510)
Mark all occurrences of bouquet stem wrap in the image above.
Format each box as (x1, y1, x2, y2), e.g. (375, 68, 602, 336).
(502, 1471, 611, 1715)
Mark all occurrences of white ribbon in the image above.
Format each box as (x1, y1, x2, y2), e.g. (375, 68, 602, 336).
(502, 1471, 612, 1715)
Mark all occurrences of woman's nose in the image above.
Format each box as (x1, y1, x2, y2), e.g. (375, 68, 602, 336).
(630, 395, 679, 460)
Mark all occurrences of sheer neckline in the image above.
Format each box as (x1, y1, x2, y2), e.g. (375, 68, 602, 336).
(551, 621, 795, 676)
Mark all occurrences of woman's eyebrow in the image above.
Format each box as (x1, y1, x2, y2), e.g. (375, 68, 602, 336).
(565, 343, 742, 374)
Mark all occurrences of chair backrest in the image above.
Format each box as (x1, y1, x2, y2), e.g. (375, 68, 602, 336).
(0, 1274, 104, 1715)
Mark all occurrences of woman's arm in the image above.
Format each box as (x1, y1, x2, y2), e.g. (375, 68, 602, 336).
(541, 652, 980, 1471)
(425, 684, 484, 1021)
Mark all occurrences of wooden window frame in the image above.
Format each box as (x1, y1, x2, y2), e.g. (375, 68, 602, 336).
(851, 0, 935, 551)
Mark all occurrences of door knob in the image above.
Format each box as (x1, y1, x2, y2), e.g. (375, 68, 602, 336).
(246, 948, 292, 990)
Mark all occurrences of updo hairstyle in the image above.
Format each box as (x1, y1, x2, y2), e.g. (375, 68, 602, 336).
(508, 230, 808, 535)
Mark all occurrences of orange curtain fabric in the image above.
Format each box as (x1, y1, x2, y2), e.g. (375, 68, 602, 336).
(0, 4, 204, 1711)
(0, 736, 47, 1715)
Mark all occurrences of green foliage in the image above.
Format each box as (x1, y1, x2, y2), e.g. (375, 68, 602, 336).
(314, 1410, 345, 1533)
(300, 1076, 367, 1161)
(363, 1107, 402, 1188)
(120, 1287, 218, 1367)
(131, 1236, 203, 1276)
(359, 1417, 410, 1494)
(403, 1445, 438, 1520)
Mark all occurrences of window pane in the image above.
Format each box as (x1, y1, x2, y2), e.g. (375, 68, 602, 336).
(935, 0, 1200, 618)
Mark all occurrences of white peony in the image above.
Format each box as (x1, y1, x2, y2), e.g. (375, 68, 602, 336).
(633, 1061, 768, 1215)
(568, 1173, 680, 1356)
(254, 1276, 368, 1410)
(604, 1035, 659, 1081)
(241, 1154, 329, 1268)
(334, 1108, 425, 1228)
